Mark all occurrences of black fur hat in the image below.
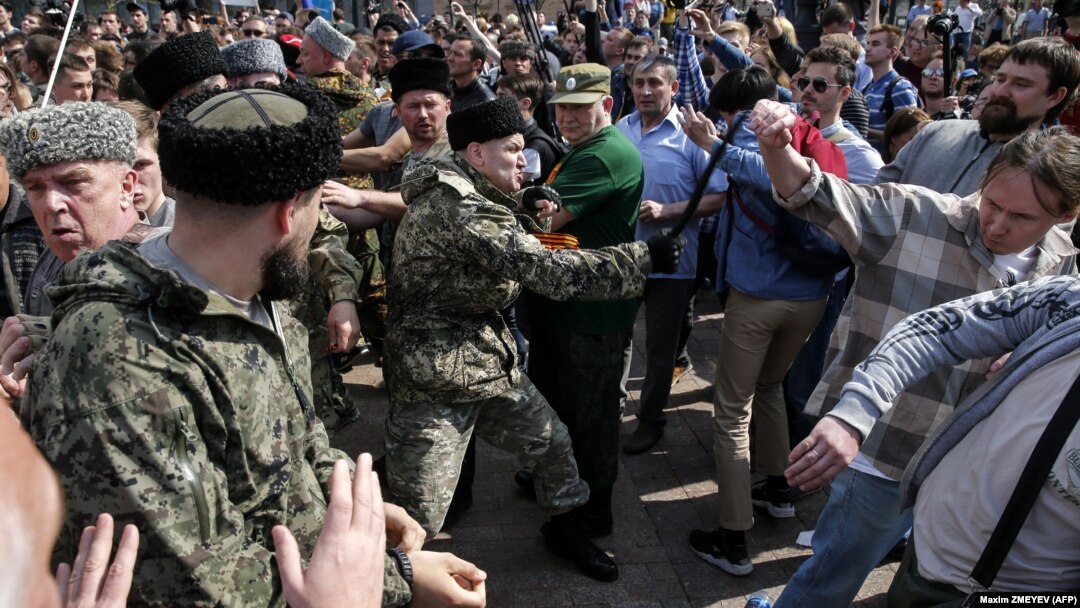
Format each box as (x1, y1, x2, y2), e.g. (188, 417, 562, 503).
(158, 83, 342, 206)
(388, 57, 451, 102)
(374, 13, 410, 34)
(447, 97, 525, 151)
(133, 31, 228, 110)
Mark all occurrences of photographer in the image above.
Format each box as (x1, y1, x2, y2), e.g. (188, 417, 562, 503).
(986, 0, 1016, 44)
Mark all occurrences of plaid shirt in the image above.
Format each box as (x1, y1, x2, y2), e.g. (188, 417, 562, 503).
(673, 25, 709, 111)
(776, 161, 1077, 479)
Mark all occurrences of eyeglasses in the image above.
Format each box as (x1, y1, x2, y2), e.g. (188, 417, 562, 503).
(922, 67, 944, 78)
(908, 37, 940, 48)
(796, 76, 845, 93)
(242, 28, 266, 36)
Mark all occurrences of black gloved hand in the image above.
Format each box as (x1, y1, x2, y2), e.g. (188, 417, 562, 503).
(645, 232, 685, 274)
(521, 185, 562, 211)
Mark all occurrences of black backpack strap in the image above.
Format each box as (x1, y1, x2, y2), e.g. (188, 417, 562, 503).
(881, 75, 903, 122)
(968, 370, 1080, 591)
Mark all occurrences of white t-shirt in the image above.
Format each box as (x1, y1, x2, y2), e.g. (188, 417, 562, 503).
(992, 244, 1038, 286)
(915, 349, 1080, 592)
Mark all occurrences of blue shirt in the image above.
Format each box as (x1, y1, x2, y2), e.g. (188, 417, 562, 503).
(907, 4, 932, 22)
(819, 121, 884, 185)
(616, 106, 728, 279)
(712, 112, 836, 300)
(861, 69, 918, 140)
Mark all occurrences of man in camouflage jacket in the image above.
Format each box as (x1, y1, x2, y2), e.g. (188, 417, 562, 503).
(19, 85, 485, 607)
(384, 97, 683, 582)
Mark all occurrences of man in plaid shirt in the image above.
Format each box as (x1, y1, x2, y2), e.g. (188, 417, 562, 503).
(682, 99, 1080, 606)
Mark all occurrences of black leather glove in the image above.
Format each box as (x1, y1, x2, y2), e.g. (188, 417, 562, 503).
(521, 185, 562, 211)
(645, 232, 685, 274)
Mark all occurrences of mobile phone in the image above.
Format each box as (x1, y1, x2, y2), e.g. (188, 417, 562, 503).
(674, 0, 686, 9)
(755, 2, 774, 18)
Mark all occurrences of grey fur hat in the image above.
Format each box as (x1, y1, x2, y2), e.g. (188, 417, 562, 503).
(221, 38, 289, 81)
(0, 102, 136, 182)
(305, 16, 355, 61)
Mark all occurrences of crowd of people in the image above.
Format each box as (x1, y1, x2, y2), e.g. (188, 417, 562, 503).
(0, 0, 1078, 605)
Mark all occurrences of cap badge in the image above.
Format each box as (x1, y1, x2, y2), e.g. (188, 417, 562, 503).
(566, 77, 577, 90)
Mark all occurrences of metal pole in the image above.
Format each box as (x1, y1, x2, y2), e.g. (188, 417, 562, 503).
(42, 0, 83, 108)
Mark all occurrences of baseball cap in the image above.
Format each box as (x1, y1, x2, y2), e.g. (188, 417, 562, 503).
(391, 29, 445, 58)
(548, 63, 611, 105)
(126, 1, 148, 15)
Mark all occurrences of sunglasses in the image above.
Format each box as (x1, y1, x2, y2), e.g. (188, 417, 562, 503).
(922, 67, 944, 78)
(242, 28, 266, 36)
(796, 76, 844, 93)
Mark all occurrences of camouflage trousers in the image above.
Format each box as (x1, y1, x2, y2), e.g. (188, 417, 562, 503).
(527, 326, 633, 493)
(288, 277, 353, 419)
(385, 377, 589, 538)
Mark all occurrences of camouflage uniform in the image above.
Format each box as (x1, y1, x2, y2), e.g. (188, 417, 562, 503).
(308, 67, 389, 376)
(21, 241, 411, 607)
(293, 209, 368, 420)
(384, 155, 653, 536)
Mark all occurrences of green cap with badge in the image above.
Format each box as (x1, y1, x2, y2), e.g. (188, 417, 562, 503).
(549, 63, 612, 105)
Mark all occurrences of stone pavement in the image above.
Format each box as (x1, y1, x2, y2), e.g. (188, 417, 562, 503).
(332, 290, 899, 607)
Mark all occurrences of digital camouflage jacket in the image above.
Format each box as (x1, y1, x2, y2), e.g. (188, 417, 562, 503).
(385, 155, 653, 405)
(21, 242, 410, 607)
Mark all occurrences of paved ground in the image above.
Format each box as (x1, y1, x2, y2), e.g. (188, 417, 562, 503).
(332, 291, 898, 607)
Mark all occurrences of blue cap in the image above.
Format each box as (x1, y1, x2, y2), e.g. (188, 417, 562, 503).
(390, 29, 444, 58)
(959, 68, 978, 79)
(126, 1, 148, 15)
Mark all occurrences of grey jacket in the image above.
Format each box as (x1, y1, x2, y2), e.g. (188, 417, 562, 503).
(875, 119, 1004, 196)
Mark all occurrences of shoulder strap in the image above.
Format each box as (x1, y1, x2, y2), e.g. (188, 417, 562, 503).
(882, 75, 904, 122)
(969, 370, 1080, 590)
(120, 222, 155, 244)
(825, 129, 855, 144)
(730, 187, 776, 237)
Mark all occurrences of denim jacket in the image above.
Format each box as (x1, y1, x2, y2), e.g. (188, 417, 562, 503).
(713, 111, 835, 301)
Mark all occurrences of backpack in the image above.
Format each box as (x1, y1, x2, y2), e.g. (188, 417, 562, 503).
(880, 75, 903, 123)
(732, 116, 853, 277)
(877, 74, 922, 123)
(524, 125, 568, 183)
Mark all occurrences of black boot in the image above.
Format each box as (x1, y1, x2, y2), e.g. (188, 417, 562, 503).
(513, 469, 536, 500)
(581, 486, 613, 537)
(542, 512, 619, 582)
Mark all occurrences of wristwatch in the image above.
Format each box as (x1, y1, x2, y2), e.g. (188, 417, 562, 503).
(387, 547, 413, 590)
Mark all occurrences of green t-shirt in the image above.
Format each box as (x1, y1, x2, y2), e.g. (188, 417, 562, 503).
(531, 125, 644, 334)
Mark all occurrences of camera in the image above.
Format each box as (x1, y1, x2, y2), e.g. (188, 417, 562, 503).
(33, 0, 83, 26)
(366, 2, 381, 15)
(927, 11, 958, 37)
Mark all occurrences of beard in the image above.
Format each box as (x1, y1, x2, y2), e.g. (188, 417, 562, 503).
(259, 240, 310, 301)
(978, 97, 1040, 134)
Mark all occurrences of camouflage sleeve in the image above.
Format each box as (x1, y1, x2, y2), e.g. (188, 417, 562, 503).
(310, 206, 363, 303)
(448, 189, 652, 301)
(383, 553, 413, 607)
(23, 308, 279, 605)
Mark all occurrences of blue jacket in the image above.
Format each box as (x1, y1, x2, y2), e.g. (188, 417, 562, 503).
(713, 112, 835, 301)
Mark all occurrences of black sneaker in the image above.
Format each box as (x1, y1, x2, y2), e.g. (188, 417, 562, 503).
(751, 484, 796, 519)
(688, 528, 753, 576)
